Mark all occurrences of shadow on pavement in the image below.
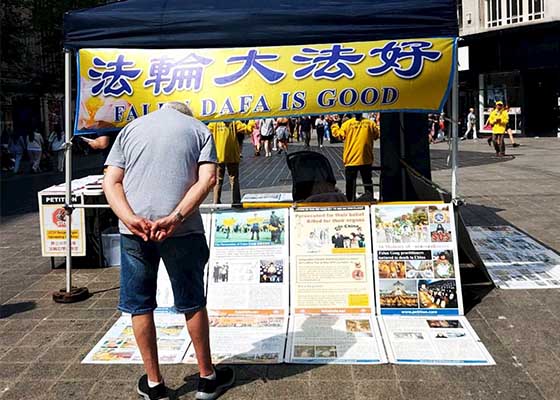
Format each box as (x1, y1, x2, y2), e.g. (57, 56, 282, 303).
(0, 301, 36, 318)
(173, 317, 360, 399)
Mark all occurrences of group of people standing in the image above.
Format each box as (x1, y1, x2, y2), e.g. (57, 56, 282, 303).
(2, 126, 66, 174)
(208, 113, 381, 204)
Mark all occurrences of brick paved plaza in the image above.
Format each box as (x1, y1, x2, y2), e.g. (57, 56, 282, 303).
(1, 138, 560, 399)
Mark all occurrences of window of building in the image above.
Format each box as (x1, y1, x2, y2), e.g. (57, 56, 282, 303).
(486, 0, 545, 27)
(487, 0, 503, 27)
(506, 0, 523, 24)
(528, 0, 544, 20)
(457, 0, 463, 28)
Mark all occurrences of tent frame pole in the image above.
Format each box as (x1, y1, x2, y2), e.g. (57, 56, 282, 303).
(53, 49, 89, 303)
(451, 52, 459, 202)
(64, 49, 73, 293)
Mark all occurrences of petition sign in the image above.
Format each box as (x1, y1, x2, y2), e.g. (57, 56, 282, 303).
(75, 38, 455, 133)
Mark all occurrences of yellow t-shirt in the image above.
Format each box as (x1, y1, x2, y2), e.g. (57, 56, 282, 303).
(207, 121, 247, 163)
(488, 109, 509, 134)
(331, 118, 380, 166)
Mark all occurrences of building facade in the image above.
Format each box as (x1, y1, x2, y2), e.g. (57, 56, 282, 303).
(0, 0, 106, 140)
(458, 0, 560, 136)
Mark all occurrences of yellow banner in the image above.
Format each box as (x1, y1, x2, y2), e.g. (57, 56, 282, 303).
(75, 38, 455, 134)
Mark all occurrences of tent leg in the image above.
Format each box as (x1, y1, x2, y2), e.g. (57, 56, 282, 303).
(53, 50, 89, 303)
(451, 60, 459, 201)
(399, 112, 407, 199)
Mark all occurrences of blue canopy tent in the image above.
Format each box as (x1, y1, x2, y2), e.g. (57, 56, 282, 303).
(64, 0, 458, 49)
(58, 0, 460, 300)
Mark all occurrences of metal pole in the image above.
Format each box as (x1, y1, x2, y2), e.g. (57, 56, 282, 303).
(64, 50, 73, 293)
(451, 53, 459, 201)
(399, 112, 407, 200)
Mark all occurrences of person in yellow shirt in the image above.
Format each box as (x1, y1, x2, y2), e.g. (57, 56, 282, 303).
(207, 120, 247, 203)
(488, 101, 509, 156)
(331, 113, 380, 201)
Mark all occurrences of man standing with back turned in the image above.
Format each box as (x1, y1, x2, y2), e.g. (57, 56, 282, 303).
(103, 102, 235, 400)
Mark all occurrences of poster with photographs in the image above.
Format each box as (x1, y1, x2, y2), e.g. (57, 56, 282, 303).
(286, 314, 387, 364)
(83, 312, 190, 364)
(206, 208, 290, 314)
(290, 206, 374, 314)
(183, 315, 288, 364)
(372, 203, 463, 316)
(379, 316, 495, 365)
(468, 225, 560, 289)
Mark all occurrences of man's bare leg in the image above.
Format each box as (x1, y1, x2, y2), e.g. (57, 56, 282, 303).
(186, 308, 213, 376)
(132, 313, 162, 383)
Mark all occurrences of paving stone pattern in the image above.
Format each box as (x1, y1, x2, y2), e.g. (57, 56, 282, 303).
(1, 138, 559, 399)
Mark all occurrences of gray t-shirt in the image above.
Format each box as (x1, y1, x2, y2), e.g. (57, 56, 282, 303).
(105, 107, 217, 236)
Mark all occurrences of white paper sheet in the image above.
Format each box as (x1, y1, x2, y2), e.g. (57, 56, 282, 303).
(286, 314, 387, 364)
(468, 225, 560, 289)
(82, 312, 190, 364)
(380, 316, 495, 365)
(183, 315, 288, 364)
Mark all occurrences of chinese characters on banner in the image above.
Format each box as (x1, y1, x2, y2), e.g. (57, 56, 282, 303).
(75, 38, 455, 133)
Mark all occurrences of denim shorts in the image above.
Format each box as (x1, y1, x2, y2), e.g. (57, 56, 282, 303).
(118, 233, 209, 315)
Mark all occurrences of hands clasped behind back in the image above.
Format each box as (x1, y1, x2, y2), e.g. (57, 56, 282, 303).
(124, 214, 179, 242)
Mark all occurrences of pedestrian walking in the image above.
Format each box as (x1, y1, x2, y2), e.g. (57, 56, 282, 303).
(27, 128, 44, 173)
(488, 100, 509, 156)
(48, 125, 65, 172)
(275, 117, 290, 154)
(208, 120, 246, 204)
(8, 132, 26, 173)
(461, 108, 477, 140)
(300, 116, 312, 147)
(103, 101, 234, 400)
(504, 105, 520, 148)
(247, 119, 261, 156)
(260, 118, 275, 157)
(315, 115, 327, 148)
(331, 113, 380, 201)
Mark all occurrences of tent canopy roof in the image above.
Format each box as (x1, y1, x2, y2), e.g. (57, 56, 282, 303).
(63, 0, 458, 50)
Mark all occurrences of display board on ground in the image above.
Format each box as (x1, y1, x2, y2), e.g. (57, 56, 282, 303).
(372, 203, 463, 316)
(82, 312, 190, 364)
(290, 205, 374, 314)
(184, 208, 290, 364)
(205, 208, 289, 315)
(286, 205, 386, 364)
(286, 314, 387, 364)
(84, 204, 496, 366)
(371, 203, 493, 365)
(380, 316, 495, 365)
(468, 225, 560, 289)
(184, 315, 288, 364)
